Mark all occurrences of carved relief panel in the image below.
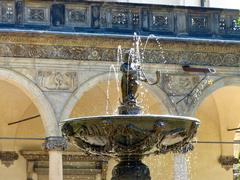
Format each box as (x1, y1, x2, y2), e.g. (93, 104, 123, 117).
(189, 13, 210, 34)
(100, 6, 140, 30)
(65, 4, 91, 27)
(149, 11, 173, 33)
(24, 3, 50, 25)
(37, 71, 77, 92)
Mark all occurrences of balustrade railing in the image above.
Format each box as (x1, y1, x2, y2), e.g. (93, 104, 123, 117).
(0, 0, 239, 39)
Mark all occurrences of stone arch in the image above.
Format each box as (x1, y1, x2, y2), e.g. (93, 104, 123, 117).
(189, 79, 240, 180)
(190, 76, 240, 116)
(61, 72, 171, 120)
(0, 68, 60, 137)
(191, 76, 240, 158)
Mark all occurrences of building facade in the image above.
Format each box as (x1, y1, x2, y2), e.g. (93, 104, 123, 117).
(0, 0, 239, 180)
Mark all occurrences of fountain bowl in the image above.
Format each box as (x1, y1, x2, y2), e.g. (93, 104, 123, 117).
(62, 115, 199, 179)
(62, 115, 199, 156)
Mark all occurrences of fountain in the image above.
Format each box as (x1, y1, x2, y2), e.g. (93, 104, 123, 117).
(62, 40, 200, 179)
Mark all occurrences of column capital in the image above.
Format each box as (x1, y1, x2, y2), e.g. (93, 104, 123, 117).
(42, 136, 67, 151)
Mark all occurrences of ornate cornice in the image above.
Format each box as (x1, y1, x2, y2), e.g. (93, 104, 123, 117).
(42, 136, 68, 151)
(0, 151, 19, 167)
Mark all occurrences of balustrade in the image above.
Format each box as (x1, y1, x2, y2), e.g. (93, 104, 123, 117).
(0, 1, 239, 39)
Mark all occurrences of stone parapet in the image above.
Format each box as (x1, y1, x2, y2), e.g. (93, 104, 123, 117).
(0, 1, 239, 40)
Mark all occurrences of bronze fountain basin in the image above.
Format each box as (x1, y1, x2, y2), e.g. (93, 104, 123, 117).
(62, 115, 199, 156)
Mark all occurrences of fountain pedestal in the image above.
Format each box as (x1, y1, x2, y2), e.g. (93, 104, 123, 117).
(112, 156, 150, 180)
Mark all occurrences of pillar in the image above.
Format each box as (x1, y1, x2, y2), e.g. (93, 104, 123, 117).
(42, 136, 67, 180)
(174, 154, 188, 180)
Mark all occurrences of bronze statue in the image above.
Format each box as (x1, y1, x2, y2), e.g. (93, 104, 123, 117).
(120, 52, 161, 107)
(120, 53, 138, 105)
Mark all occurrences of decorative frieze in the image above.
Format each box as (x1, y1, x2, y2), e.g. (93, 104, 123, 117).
(37, 71, 77, 91)
(0, 42, 239, 67)
(0, 151, 19, 167)
(42, 136, 68, 151)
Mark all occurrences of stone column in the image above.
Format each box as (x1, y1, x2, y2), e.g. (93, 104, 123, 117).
(42, 136, 67, 180)
(174, 154, 188, 180)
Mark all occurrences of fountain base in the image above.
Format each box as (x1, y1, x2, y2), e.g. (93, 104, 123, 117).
(112, 156, 150, 180)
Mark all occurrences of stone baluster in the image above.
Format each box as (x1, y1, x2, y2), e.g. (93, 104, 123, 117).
(42, 136, 67, 180)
